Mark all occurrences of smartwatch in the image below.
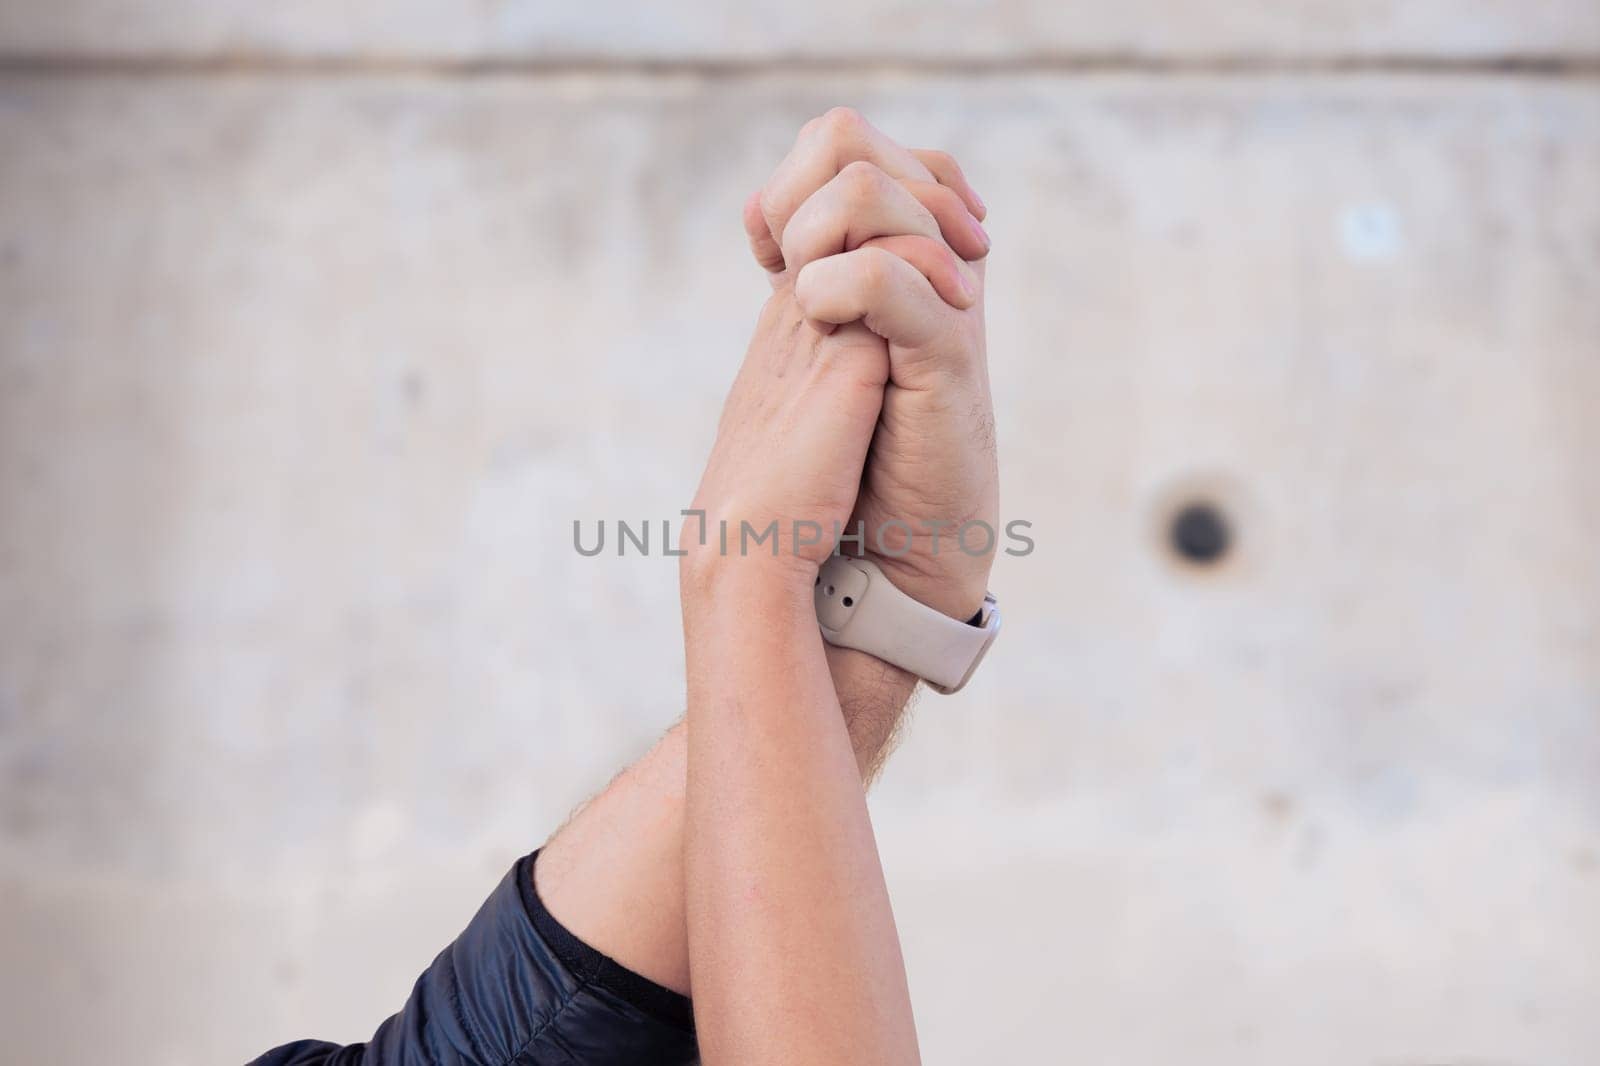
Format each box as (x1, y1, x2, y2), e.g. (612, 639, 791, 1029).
(813, 554, 1000, 694)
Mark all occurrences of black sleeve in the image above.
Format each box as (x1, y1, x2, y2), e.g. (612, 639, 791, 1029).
(249, 852, 697, 1066)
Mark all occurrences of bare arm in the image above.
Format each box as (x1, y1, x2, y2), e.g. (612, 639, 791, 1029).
(533, 641, 913, 994)
(537, 108, 995, 1034)
(682, 554, 920, 1064)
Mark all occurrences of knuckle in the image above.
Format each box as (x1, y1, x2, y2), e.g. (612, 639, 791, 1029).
(839, 160, 885, 205)
(857, 248, 895, 296)
(820, 106, 867, 145)
(823, 105, 864, 131)
(839, 158, 879, 182)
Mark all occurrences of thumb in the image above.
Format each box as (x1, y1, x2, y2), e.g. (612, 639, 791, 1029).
(742, 188, 787, 280)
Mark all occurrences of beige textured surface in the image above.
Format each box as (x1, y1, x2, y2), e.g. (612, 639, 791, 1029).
(2, 24, 1599, 1066)
(2, 1, 1599, 61)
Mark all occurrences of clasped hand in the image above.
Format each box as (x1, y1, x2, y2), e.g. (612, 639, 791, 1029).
(682, 108, 998, 626)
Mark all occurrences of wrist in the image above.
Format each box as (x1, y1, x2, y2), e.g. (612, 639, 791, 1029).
(827, 644, 918, 779)
(860, 551, 991, 622)
(680, 550, 817, 631)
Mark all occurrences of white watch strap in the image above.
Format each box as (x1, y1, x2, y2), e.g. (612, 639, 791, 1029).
(814, 555, 1000, 694)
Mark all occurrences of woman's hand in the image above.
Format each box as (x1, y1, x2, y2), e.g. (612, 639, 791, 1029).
(680, 301, 888, 601)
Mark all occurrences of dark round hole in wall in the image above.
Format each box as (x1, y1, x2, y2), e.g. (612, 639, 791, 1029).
(1169, 501, 1232, 566)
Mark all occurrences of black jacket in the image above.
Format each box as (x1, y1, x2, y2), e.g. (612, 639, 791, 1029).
(251, 853, 697, 1065)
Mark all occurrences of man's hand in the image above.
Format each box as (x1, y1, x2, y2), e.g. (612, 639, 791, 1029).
(743, 107, 998, 620)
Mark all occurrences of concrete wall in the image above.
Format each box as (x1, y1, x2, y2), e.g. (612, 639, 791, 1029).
(1, 6, 1597, 1065)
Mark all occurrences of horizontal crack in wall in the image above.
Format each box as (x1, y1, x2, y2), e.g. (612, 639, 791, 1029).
(0, 50, 1597, 80)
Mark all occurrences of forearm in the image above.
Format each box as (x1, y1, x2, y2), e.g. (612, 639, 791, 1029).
(682, 564, 919, 1065)
(532, 637, 915, 996)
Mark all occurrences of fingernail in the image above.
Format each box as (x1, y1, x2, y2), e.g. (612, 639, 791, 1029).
(970, 217, 991, 252)
(958, 271, 977, 302)
(971, 189, 988, 219)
